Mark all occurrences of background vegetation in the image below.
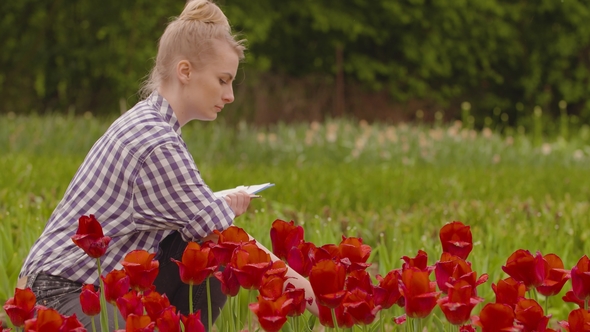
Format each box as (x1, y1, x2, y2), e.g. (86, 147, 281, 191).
(2, 0, 590, 125)
(3, 0, 590, 329)
(2, 114, 590, 328)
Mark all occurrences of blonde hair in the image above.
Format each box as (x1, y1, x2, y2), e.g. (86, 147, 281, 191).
(140, 0, 246, 97)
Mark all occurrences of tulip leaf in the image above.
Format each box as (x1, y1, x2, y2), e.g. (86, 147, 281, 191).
(306, 314, 317, 331)
(369, 324, 381, 332)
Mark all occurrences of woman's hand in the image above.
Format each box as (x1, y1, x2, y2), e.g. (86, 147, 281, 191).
(223, 190, 251, 217)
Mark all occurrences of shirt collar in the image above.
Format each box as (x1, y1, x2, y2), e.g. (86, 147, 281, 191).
(146, 91, 182, 136)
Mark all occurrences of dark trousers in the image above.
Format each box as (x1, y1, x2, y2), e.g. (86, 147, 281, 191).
(30, 231, 226, 331)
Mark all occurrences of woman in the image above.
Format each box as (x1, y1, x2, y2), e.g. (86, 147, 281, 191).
(18, 0, 316, 329)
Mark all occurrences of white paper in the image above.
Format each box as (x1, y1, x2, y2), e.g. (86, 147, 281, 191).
(213, 183, 275, 198)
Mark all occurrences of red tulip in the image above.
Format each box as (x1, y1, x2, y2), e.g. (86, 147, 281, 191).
(492, 277, 526, 310)
(309, 260, 347, 308)
(571, 255, 590, 302)
(434, 252, 488, 294)
(121, 250, 159, 291)
(286, 241, 318, 277)
(213, 266, 241, 297)
(284, 283, 311, 317)
(435, 253, 473, 294)
(439, 221, 473, 260)
(155, 306, 181, 332)
(374, 270, 403, 309)
(393, 314, 407, 325)
(314, 245, 338, 264)
(171, 242, 218, 286)
(116, 290, 144, 319)
(60, 314, 86, 331)
(102, 269, 130, 305)
(180, 311, 206, 332)
(270, 219, 304, 260)
(249, 295, 292, 332)
(265, 260, 288, 279)
(141, 290, 172, 322)
(3, 288, 37, 327)
(402, 250, 431, 272)
(231, 242, 272, 290)
(345, 270, 373, 294)
(342, 288, 381, 325)
(337, 236, 371, 272)
(319, 244, 340, 258)
(515, 299, 550, 332)
(24, 307, 63, 332)
(502, 249, 545, 289)
(438, 280, 483, 325)
(212, 226, 254, 265)
(563, 290, 585, 308)
(125, 314, 155, 331)
(471, 303, 517, 331)
(317, 303, 353, 329)
(558, 308, 590, 331)
(70, 214, 111, 258)
(259, 275, 287, 300)
(79, 284, 101, 316)
(536, 253, 570, 297)
(400, 267, 440, 318)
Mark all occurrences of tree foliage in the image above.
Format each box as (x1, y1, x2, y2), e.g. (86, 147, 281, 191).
(1, 0, 590, 121)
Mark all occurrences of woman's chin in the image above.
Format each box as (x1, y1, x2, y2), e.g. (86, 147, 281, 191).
(196, 113, 218, 121)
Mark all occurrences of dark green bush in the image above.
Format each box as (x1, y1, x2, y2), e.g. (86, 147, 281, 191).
(1, 0, 589, 123)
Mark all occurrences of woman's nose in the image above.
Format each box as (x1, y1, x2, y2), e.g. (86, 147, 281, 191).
(222, 86, 235, 104)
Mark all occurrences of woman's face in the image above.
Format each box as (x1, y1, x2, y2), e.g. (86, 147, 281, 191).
(182, 40, 240, 121)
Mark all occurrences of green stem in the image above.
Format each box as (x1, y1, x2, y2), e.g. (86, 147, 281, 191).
(189, 283, 194, 314)
(206, 278, 212, 332)
(545, 295, 549, 315)
(248, 290, 253, 332)
(230, 295, 238, 332)
(96, 258, 110, 332)
(91, 316, 97, 332)
(585, 299, 589, 311)
(113, 305, 119, 330)
(331, 308, 340, 332)
(227, 296, 239, 332)
(413, 318, 419, 332)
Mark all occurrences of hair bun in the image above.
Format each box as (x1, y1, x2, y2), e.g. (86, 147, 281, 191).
(140, 0, 245, 97)
(179, 0, 229, 26)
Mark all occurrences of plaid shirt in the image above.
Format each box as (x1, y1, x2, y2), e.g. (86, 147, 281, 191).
(20, 92, 235, 286)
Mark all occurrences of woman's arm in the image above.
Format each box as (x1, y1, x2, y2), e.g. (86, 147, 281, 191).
(206, 191, 319, 316)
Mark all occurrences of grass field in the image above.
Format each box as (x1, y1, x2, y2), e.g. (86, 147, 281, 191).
(2, 113, 590, 329)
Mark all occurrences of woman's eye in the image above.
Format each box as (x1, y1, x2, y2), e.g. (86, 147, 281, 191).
(219, 79, 227, 85)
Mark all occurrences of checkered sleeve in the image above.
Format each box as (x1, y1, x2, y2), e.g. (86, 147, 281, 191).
(132, 142, 235, 241)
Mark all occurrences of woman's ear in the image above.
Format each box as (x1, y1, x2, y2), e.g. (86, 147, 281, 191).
(176, 60, 192, 85)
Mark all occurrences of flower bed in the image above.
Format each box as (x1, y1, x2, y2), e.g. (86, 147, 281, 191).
(3, 216, 590, 331)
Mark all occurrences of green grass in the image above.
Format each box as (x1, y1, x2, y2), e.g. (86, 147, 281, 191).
(2, 113, 590, 329)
